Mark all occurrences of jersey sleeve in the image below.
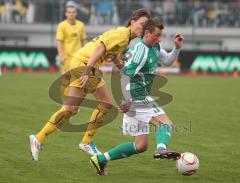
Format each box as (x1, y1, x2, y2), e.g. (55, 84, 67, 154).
(56, 23, 64, 41)
(101, 31, 128, 52)
(158, 43, 180, 66)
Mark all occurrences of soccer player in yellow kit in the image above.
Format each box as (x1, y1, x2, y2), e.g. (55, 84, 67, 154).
(56, 2, 87, 73)
(29, 9, 151, 161)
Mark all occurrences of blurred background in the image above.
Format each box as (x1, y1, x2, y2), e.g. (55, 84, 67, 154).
(0, 0, 239, 75)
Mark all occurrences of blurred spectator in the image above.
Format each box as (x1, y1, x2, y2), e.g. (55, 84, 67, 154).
(139, 0, 152, 12)
(229, 0, 240, 27)
(112, 2, 119, 25)
(151, 3, 163, 21)
(175, 0, 191, 25)
(25, 0, 35, 23)
(163, 0, 176, 25)
(117, 0, 142, 25)
(217, 2, 229, 27)
(90, 0, 119, 25)
(34, 0, 46, 23)
(0, 0, 239, 28)
(89, 1, 97, 25)
(206, 1, 219, 27)
(12, 0, 28, 23)
(0, 0, 10, 23)
(96, 0, 113, 25)
(193, 0, 206, 27)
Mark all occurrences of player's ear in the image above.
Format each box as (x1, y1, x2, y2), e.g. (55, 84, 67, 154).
(144, 30, 150, 37)
(130, 19, 136, 26)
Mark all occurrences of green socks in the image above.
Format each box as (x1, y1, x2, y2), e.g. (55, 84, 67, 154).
(98, 142, 138, 164)
(156, 123, 172, 151)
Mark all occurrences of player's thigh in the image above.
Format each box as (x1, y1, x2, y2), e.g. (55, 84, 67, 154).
(69, 61, 103, 93)
(150, 114, 173, 126)
(63, 86, 86, 114)
(122, 113, 150, 137)
(94, 85, 112, 107)
(134, 134, 149, 152)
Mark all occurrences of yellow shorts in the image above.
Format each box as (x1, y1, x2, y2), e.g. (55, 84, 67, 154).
(63, 57, 105, 93)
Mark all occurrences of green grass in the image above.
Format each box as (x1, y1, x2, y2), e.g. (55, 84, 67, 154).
(0, 72, 239, 183)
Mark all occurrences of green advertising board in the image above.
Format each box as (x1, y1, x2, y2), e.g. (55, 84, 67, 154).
(0, 47, 58, 71)
(179, 51, 240, 73)
(190, 55, 240, 72)
(0, 51, 50, 68)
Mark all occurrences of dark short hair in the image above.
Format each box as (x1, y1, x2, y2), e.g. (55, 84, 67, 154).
(126, 9, 151, 27)
(141, 18, 164, 38)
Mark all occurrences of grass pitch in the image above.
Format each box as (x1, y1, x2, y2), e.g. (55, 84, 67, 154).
(0, 72, 239, 183)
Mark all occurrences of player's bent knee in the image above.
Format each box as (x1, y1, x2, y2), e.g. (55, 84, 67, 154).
(97, 100, 113, 110)
(64, 105, 79, 115)
(163, 121, 174, 126)
(152, 115, 174, 126)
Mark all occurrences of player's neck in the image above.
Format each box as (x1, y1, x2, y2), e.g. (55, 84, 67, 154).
(67, 19, 76, 25)
(127, 26, 135, 40)
(142, 38, 152, 47)
(129, 30, 136, 40)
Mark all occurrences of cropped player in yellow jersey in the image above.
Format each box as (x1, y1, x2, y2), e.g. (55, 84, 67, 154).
(56, 2, 87, 73)
(29, 9, 150, 161)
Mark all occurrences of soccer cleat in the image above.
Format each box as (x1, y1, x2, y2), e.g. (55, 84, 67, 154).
(29, 135, 42, 161)
(79, 142, 101, 156)
(153, 150, 181, 160)
(90, 155, 107, 176)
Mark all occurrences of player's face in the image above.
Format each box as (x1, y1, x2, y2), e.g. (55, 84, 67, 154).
(131, 16, 149, 38)
(65, 7, 77, 21)
(144, 27, 162, 46)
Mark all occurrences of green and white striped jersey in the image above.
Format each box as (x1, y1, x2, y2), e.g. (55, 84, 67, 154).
(121, 39, 161, 102)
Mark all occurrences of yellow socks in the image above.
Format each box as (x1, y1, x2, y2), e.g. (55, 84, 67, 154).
(82, 104, 110, 144)
(36, 122, 56, 144)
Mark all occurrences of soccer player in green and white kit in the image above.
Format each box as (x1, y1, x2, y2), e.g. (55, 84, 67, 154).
(90, 18, 184, 176)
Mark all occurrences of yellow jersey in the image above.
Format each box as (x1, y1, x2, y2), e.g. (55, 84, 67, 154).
(73, 27, 131, 67)
(56, 20, 87, 59)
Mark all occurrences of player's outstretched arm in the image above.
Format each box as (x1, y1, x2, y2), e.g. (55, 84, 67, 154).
(158, 34, 184, 66)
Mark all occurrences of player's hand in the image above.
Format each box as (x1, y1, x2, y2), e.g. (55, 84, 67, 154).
(115, 58, 124, 70)
(80, 75, 89, 87)
(174, 34, 184, 49)
(118, 100, 131, 113)
(60, 57, 65, 65)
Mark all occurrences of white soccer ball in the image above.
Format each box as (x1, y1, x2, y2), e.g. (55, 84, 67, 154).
(176, 152, 199, 175)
